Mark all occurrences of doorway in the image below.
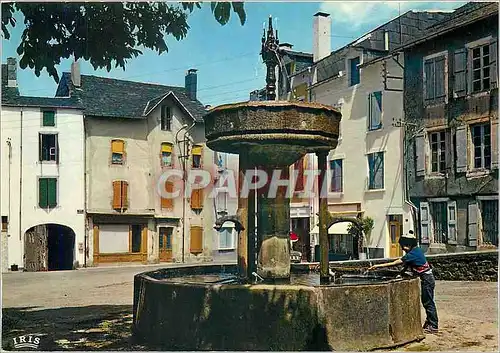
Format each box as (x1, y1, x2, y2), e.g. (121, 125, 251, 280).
(388, 215, 403, 258)
(291, 217, 310, 262)
(159, 227, 173, 262)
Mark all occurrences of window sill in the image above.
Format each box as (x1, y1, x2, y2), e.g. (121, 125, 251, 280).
(38, 161, 58, 164)
(366, 127, 383, 133)
(365, 188, 385, 193)
(329, 192, 343, 198)
(218, 247, 236, 252)
(466, 169, 492, 178)
(425, 173, 446, 179)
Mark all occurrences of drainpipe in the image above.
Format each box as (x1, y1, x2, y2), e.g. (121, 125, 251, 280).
(83, 118, 87, 268)
(19, 109, 23, 269)
(6, 138, 12, 240)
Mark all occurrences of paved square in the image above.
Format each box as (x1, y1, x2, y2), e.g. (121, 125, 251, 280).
(2, 265, 498, 351)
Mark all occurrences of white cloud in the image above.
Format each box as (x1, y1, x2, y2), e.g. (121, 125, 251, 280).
(319, 1, 466, 28)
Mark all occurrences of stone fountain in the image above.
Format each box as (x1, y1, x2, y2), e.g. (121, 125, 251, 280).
(132, 17, 423, 351)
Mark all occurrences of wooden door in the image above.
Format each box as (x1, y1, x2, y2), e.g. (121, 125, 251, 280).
(24, 225, 48, 271)
(389, 221, 402, 258)
(159, 227, 173, 262)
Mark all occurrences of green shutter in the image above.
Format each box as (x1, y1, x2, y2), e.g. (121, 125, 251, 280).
(39, 179, 48, 208)
(43, 111, 55, 126)
(47, 178, 57, 207)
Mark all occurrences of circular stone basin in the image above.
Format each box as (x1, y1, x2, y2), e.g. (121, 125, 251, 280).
(132, 264, 424, 351)
(203, 101, 341, 167)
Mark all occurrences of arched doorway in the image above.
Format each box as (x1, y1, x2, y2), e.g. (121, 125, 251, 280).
(24, 224, 75, 271)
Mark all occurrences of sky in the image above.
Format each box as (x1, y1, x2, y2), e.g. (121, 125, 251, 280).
(1, 1, 467, 107)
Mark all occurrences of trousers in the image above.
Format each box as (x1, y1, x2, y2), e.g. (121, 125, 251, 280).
(420, 272, 438, 329)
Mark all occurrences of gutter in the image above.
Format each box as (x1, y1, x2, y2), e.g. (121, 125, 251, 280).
(18, 108, 23, 269)
(83, 117, 88, 268)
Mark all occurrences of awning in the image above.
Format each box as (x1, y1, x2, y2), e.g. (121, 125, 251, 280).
(310, 221, 351, 235)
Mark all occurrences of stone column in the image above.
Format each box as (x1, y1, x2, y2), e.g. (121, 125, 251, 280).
(237, 151, 256, 280)
(316, 151, 330, 284)
(256, 166, 291, 280)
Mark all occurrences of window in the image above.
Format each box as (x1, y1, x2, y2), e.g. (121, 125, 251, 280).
(190, 226, 203, 254)
(430, 202, 447, 244)
(423, 55, 446, 103)
(39, 133, 58, 162)
(130, 225, 142, 253)
(112, 180, 128, 211)
(42, 110, 55, 127)
(294, 157, 305, 192)
(218, 226, 234, 249)
(39, 178, 57, 208)
(471, 123, 491, 169)
(160, 181, 174, 209)
(191, 188, 203, 210)
(367, 92, 382, 131)
(420, 201, 457, 245)
(429, 130, 447, 173)
(481, 200, 498, 246)
(330, 159, 343, 192)
(349, 57, 360, 86)
(192, 145, 202, 168)
(161, 105, 172, 131)
(471, 44, 491, 92)
(161, 142, 173, 167)
(2, 216, 8, 232)
(367, 152, 384, 190)
(159, 227, 173, 250)
(216, 191, 227, 212)
(111, 139, 125, 165)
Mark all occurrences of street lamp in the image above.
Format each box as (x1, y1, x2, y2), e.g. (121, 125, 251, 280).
(175, 123, 195, 263)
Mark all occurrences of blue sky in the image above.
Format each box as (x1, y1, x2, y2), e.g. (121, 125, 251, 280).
(1, 1, 466, 107)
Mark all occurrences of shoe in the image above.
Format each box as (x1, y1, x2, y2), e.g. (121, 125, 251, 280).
(422, 321, 429, 329)
(423, 327, 438, 334)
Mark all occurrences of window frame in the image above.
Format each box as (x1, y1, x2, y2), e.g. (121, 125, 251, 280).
(367, 91, 383, 131)
(39, 132, 59, 163)
(470, 122, 491, 171)
(329, 158, 343, 193)
(41, 109, 56, 127)
(160, 105, 172, 131)
(38, 176, 58, 209)
(191, 145, 203, 169)
(159, 226, 173, 251)
(422, 51, 448, 105)
(111, 139, 126, 166)
(112, 180, 129, 211)
(348, 56, 361, 86)
(367, 151, 384, 191)
(160, 142, 174, 168)
(428, 129, 447, 175)
(218, 226, 235, 250)
(466, 36, 494, 94)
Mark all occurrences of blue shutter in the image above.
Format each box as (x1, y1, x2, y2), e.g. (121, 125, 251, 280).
(374, 153, 384, 189)
(368, 154, 375, 189)
(372, 91, 382, 129)
(350, 57, 360, 86)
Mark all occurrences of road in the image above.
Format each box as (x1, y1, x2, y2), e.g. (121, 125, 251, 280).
(2, 264, 498, 351)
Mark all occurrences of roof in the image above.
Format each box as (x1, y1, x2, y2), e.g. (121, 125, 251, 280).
(55, 73, 207, 122)
(2, 64, 81, 109)
(393, 2, 498, 51)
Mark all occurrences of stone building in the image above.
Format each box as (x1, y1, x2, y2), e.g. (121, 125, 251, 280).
(401, 2, 498, 253)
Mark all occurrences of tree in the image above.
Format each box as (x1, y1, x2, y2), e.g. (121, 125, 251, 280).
(1, 2, 246, 82)
(347, 216, 374, 258)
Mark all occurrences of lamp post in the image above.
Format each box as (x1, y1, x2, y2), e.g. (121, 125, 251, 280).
(175, 123, 195, 263)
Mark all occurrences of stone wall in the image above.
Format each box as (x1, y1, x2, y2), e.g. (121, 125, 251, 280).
(292, 250, 498, 281)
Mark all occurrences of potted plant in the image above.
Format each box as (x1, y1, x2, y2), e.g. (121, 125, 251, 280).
(347, 216, 374, 260)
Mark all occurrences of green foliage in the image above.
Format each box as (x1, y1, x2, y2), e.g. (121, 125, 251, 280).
(347, 216, 375, 239)
(1, 2, 246, 83)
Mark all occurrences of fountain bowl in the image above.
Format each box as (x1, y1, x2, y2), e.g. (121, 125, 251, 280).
(132, 264, 424, 351)
(203, 101, 341, 167)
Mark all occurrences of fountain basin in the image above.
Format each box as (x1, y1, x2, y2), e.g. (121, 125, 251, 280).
(203, 101, 341, 167)
(132, 264, 423, 351)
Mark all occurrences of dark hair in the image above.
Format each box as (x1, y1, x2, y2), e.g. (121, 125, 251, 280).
(399, 236, 417, 248)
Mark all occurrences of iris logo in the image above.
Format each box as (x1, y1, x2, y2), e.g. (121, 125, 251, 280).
(12, 334, 41, 349)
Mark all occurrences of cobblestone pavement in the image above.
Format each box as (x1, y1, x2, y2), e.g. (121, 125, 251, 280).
(2, 265, 498, 351)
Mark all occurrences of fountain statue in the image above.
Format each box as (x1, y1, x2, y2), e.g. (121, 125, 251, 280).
(132, 16, 424, 351)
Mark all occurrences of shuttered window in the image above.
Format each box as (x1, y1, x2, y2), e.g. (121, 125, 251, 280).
(39, 133, 58, 162)
(39, 178, 57, 208)
(161, 181, 174, 209)
(190, 226, 203, 254)
(367, 152, 384, 190)
(161, 142, 173, 167)
(294, 157, 305, 192)
(471, 123, 491, 169)
(42, 110, 55, 127)
(349, 57, 360, 86)
(481, 200, 498, 246)
(424, 55, 446, 103)
(367, 91, 382, 131)
(330, 159, 343, 192)
(429, 130, 447, 173)
(192, 145, 202, 168)
(111, 140, 125, 165)
(161, 106, 172, 131)
(112, 180, 128, 211)
(471, 44, 492, 93)
(191, 188, 203, 210)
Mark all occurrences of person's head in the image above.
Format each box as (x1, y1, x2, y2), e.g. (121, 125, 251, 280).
(398, 230, 417, 251)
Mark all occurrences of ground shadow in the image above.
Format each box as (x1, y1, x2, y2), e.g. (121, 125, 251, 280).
(2, 305, 145, 351)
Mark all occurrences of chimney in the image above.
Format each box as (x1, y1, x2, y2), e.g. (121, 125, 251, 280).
(185, 69, 198, 101)
(313, 12, 331, 63)
(71, 61, 81, 87)
(7, 57, 17, 88)
(384, 30, 390, 51)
